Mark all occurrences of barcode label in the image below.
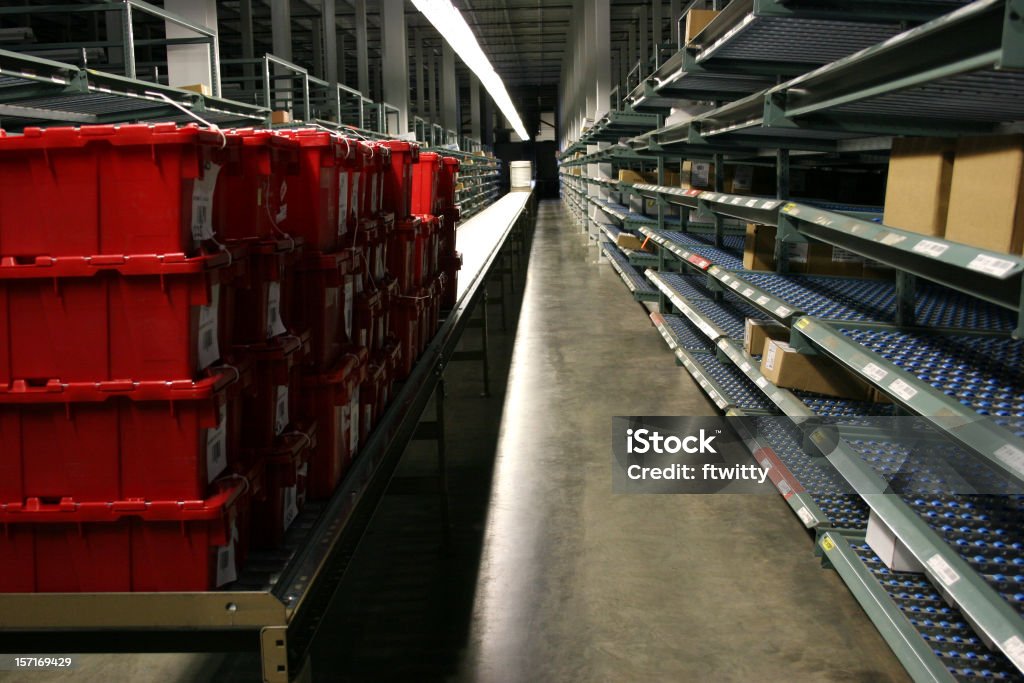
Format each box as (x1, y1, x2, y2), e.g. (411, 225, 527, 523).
(967, 253, 1017, 277)
(283, 485, 299, 531)
(1001, 636, 1024, 672)
(730, 281, 741, 290)
(995, 444, 1024, 474)
(775, 305, 791, 317)
(777, 479, 792, 495)
(267, 282, 287, 338)
(756, 295, 771, 306)
(338, 173, 350, 236)
(797, 506, 815, 527)
(275, 385, 289, 436)
(190, 162, 221, 241)
(352, 172, 361, 220)
(763, 342, 779, 371)
(888, 378, 918, 401)
(740, 362, 751, 372)
(742, 288, 754, 298)
(276, 179, 289, 223)
(197, 284, 220, 371)
(879, 232, 906, 246)
(862, 362, 888, 382)
(206, 404, 228, 482)
(756, 377, 768, 389)
(215, 523, 237, 586)
(926, 554, 960, 586)
(912, 239, 949, 258)
(345, 278, 355, 339)
(349, 389, 360, 454)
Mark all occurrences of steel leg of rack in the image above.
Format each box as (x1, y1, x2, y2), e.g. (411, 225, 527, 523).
(260, 626, 290, 683)
(451, 290, 491, 397)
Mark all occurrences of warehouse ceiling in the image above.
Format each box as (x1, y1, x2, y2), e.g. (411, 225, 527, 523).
(4, 0, 666, 137)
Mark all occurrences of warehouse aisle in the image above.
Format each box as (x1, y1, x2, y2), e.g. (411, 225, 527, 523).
(458, 200, 910, 683)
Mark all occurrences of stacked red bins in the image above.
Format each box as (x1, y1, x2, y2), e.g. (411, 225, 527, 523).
(378, 141, 418, 219)
(411, 151, 441, 215)
(0, 124, 261, 591)
(300, 348, 367, 498)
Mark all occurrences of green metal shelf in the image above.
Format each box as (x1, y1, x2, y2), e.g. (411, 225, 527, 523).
(791, 316, 1024, 485)
(714, 337, 816, 418)
(601, 243, 660, 301)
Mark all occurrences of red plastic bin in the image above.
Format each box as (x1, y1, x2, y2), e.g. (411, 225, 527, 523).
(0, 250, 244, 384)
(300, 349, 367, 498)
(0, 480, 245, 592)
(439, 207, 460, 258)
(440, 252, 463, 310)
(437, 157, 460, 212)
(0, 123, 239, 258)
(387, 216, 422, 294)
(378, 141, 419, 218)
(213, 129, 295, 242)
(291, 250, 355, 370)
(269, 129, 352, 251)
(249, 423, 316, 549)
(233, 334, 307, 450)
(390, 290, 422, 380)
(411, 152, 441, 215)
(0, 369, 245, 503)
(233, 237, 302, 344)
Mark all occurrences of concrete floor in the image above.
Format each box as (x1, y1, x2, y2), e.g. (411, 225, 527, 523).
(0, 199, 910, 683)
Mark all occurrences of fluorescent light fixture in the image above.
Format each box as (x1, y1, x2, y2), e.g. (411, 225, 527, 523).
(411, 0, 530, 141)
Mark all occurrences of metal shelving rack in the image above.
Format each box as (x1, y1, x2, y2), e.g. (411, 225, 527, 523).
(560, 1, 1024, 678)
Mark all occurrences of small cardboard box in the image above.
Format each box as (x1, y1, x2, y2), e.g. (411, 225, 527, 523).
(744, 224, 864, 276)
(616, 233, 647, 251)
(618, 169, 648, 184)
(271, 110, 292, 124)
(946, 134, 1024, 254)
(682, 160, 715, 190)
(866, 510, 924, 573)
(178, 83, 212, 97)
(743, 223, 776, 271)
(883, 137, 955, 238)
(744, 318, 788, 356)
(685, 9, 720, 45)
(759, 339, 872, 400)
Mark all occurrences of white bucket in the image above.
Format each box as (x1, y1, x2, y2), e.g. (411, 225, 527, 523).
(510, 160, 533, 188)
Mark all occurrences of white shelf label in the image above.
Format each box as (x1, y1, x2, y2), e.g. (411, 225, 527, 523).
(775, 305, 792, 317)
(755, 377, 768, 389)
(777, 479, 792, 495)
(967, 253, 1018, 277)
(862, 362, 888, 382)
(746, 199, 758, 207)
(1002, 636, 1024, 673)
(879, 232, 906, 246)
(995, 444, 1024, 475)
(760, 458, 773, 470)
(797, 506, 815, 527)
(888, 378, 918, 401)
(770, 392, 784, 405)
(740, 362, 752, 373)
(742, 288, 755, 298)
(730, 281, 741, 290)
(756, 295, 771, 306)
(912, 239, 950, 258)
(926, 554, 960, 587)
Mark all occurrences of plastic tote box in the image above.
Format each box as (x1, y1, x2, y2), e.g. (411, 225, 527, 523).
(291, 249, 356, 371)
(378, 140, 419, 218)
(437, 157, 460, 212)
(0, 123, 239, 258)
(387, 216, 423, 294)
(233, 334, 308, 450)
(232, 236, 302, 344)
(249, 423, 316, 549)
(411, 152, 441, 215)
(0, 249, 245, 384)
(0, 479, 247, 592)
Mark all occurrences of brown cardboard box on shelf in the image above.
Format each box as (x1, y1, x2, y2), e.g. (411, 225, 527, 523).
(682, 160, 715, 190)
(616, 233, 648, 251)
(685, 9, 720, 44)
(743, 223, 776, 271)
(743, 224, 864, 276)
(946, 134, 1024, 254)
(883, 137, 955, 237)
(759, 339, 873, 400)
(744, 318, 788, 356)
(179, 83, 212, 97)
(271, 110, 292, 124)
(618, 169, 648, 184)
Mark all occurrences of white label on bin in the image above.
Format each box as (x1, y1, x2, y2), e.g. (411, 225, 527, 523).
(344, 277, 355, 339)
(206, 404, 228, 482)
(275, 385, 289, 436)
(267, 282, 287, 338)
(352, 172, 361, 220)
(283, 485, 299, 532)
(888, 378, 918, 401)
(191, 161, 220, 241)
(862, 362, 888, 382)
(338, 173, 350, 237)
(967, 253, 1017, 277)
(912, 239, 949, 258)
(1002, 636, 1024, 673)
(796, 506, 815, 527)
(927, 554, 960, 586)
(376, 246, 385, 281)
(215, 520, 239, 587)
(197, 284, 221, 371)
(349, 388, 360, 455)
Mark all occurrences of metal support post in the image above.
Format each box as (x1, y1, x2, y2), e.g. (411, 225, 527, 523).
(713, 152, 724, 247)
(121, 1, 136, 80)
(355, 0, 369, 97)
(895, 271, 918, 326)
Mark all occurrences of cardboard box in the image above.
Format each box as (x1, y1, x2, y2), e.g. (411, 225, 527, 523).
(685, 9, 720, 45)
(946, 134, 1024, 254)
(865, 510, 924, 573)
(744, 318, 788, 356)
(682, 160, 715, 190)
(618, 169, 648, 184)
(743, 223, 776, 271)
(759, 339, 872, 400)
(883, 137, 955, 237)
(271, 110, 292, 125)
(178, 83, 211, 97)
(616, 233, 648, 251)
(743, 224, 864, 276)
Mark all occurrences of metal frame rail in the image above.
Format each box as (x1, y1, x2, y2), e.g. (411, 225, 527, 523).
(0, 192, 535, 683)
